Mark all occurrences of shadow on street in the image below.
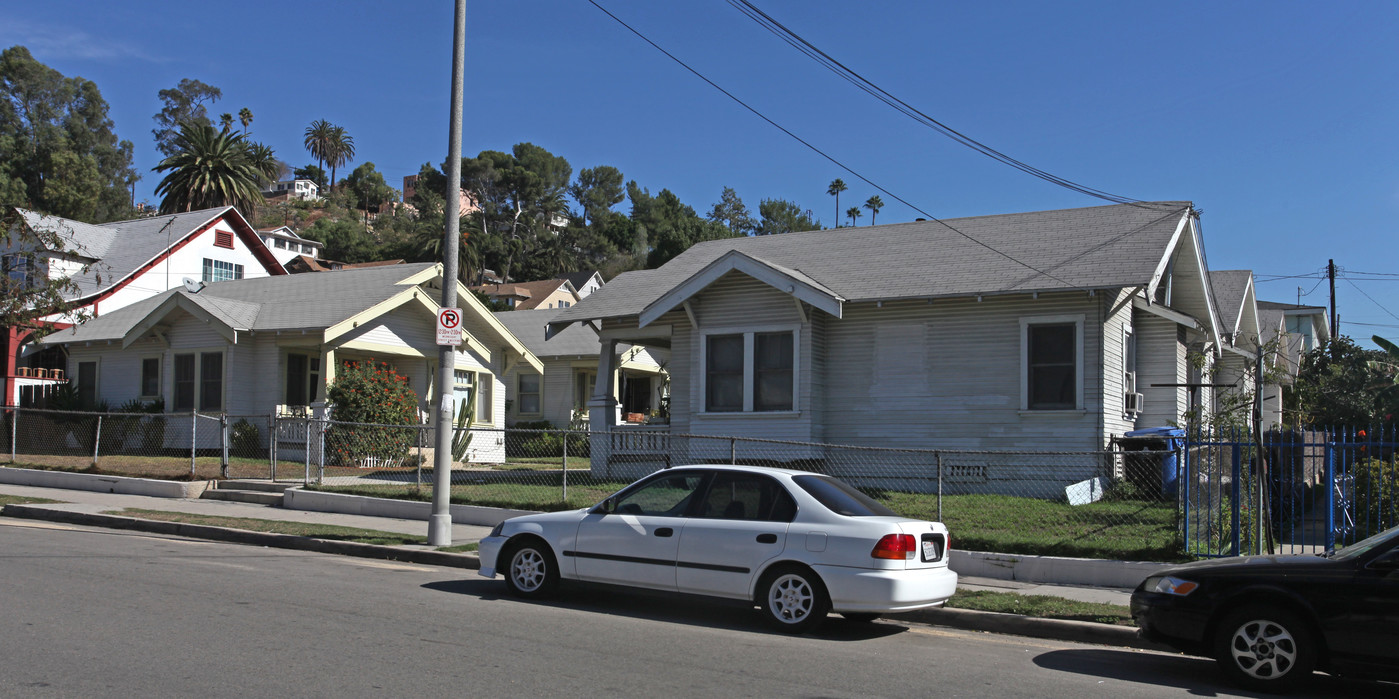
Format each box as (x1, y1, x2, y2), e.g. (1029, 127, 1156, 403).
(1033, 648, 1398, 697)
(423, 578, 908, 641)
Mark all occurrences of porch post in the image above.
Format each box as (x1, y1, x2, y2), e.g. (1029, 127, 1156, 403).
(319, 347, 337, 402)
(588, 340, 620, 475)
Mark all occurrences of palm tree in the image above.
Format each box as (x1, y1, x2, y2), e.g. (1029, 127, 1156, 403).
(244, 142, 280, 185)
(303, 119, 334, 182)
(153, 122, 264, 214)
(238, 107, 253, 135)
(864, 195, 884, 225)
(219, 113, 234, 132)
(846, 206, 861, 227)
(323, 125, 355, 191)
(827, 178, 847, 227)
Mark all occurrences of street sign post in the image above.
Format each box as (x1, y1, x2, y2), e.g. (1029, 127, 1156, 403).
(436, 307, 462, 346)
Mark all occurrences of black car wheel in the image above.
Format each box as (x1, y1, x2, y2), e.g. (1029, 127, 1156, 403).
(502, 538, 559, 599)
(1213, 606, 1316, 692)
(758, 565, 830, 634)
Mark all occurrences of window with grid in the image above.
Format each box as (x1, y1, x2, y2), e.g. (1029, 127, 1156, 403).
(202, 258, 244, 283)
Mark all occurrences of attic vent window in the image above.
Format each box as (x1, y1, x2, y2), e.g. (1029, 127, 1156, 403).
(214, 231, 234, 249)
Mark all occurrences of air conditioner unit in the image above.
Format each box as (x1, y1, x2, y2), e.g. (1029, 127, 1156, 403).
(1125, 392, 1145, 414)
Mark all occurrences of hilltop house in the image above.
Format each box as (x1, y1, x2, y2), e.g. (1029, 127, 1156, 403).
(547, 201, 1232, 477)
(473, 279, 580, 310)
(37, 262, 542, 463)
(3, 206, 285, 407)
(257, 226, 324, 268)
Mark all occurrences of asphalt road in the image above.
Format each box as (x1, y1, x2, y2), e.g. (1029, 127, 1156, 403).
(0, 519, 1389, 698)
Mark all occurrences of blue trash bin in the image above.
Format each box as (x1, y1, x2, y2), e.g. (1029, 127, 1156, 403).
(1122, 427, 1186, 496)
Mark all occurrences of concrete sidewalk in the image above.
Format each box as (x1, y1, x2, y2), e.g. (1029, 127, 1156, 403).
(0, 478, 1154, 649)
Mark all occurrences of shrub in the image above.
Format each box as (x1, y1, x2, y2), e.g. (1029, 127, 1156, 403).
(325, 359, 420, 466)
(231, 419, 262, 457)
(1350, 457, 1399, 538)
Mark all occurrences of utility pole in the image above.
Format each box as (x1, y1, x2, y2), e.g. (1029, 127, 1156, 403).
(429, 0, 466, 547)
(1328, 259, 1337, 337)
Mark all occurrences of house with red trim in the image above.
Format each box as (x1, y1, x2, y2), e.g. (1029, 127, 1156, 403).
(2, 206, 285, 406)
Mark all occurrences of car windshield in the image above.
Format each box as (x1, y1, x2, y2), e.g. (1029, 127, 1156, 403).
(1330, 524, 1399, 561)
(792, 475, 897, 517)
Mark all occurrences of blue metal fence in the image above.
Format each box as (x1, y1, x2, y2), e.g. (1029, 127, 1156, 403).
(1182, 426, 1398, 557)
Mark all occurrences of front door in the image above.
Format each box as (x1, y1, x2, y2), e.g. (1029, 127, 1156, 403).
(572, 470, 709, 590)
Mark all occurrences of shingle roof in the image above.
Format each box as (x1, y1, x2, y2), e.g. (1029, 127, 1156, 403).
(494, 309, 607, 357)
(553, 201, 1193, 324)
(1209, 270, 1254, 335)
(42, 262, 438, 344)
(17, 206, 241, 299)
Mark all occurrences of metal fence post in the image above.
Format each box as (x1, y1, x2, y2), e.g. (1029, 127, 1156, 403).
(269, 412, 277, 481)
(220, 414, 230, 479)
(1324, 436, 1336, 552)
(92, 414, 102, 468)
(1179, 442, 1190, 553)
(416, 425, 424, 487)
(190, 412, 198, 477)
(935, 451, 943, 522)
(316, 417, 325, 485)
(303, 419, 311, 486)
(9, 407, 17, 463)
(1230, 442, 1241, 557)
(562, 428, 569, 503)
(730, 437, 737, 465)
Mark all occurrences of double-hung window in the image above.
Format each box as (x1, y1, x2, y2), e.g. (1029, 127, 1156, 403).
(517, 373, 541, 415)
(202, 258, 244, 283)
(1021, 316, 1082, 411)
(140, 357, 161, 399)
(173, 351, 224, 411)
(703, 328, 797, 413)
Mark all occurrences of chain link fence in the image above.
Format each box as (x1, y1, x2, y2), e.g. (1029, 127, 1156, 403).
(3, 406, 1184, 560)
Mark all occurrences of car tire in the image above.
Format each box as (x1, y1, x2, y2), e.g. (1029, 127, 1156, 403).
(757, 565, 830, 634)
(1213, 606, 1317, 692)
(501, 538, 559, 599)
(841, 613, 881, 623)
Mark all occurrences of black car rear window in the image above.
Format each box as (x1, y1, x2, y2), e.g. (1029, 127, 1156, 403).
(792, 475, 897, 517)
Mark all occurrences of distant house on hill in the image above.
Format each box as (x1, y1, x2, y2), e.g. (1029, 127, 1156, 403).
(285, 256, 404, 274)
(257, 226, 324, 268)
(473, 279, 580, 310)
(558, 270, 605, 298)
(261, 179, 321, 202)
(3, 206, 284, 407)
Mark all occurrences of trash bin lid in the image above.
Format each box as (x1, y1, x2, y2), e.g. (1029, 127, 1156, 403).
(1125, 426, 1185, 438)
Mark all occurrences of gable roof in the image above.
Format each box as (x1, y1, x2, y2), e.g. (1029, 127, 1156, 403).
(14, 206, 284, 300)
(494, 309, 609, 358)
(558, 270, 602, 290)
(475, 279, 579, 309)
(552, 202, 1195, 331)
(1209, 270, 1256, 339)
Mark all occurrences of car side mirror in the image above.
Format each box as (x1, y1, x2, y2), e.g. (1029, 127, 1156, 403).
(596, 497, 615, 515)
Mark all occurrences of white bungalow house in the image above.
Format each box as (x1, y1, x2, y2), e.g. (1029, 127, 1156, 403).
(1207, 270, 1262, 427)
(257, 226, 324, 268)
(37, 262, 542, 464)
(494, 308, 668, 427)
(3, 206, 286, 407)
(547, 201, 1230, 480)
(262, 179, 321, 202)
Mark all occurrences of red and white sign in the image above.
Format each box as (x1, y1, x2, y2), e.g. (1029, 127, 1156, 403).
(436, 307, 462, 346)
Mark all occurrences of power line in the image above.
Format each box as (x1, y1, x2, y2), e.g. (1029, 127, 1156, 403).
(727, 0, 1152, 207)
(1344, 278, 1399, 323)
(584, 0, 1106, 291)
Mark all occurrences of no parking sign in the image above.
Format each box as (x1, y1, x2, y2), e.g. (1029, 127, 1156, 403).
(436, 307, 462, 346)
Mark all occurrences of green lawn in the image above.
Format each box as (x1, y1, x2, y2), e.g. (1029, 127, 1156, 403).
(0, 494, 63, 506)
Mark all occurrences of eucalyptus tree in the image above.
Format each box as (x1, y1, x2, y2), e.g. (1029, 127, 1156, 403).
(153, 122, 264, 214)
(152, 78, 222, 158)
(864, 195, 884, 225)
(827, 178, 847, 227)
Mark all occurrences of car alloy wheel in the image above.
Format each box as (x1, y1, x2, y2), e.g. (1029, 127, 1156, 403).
(502, 539, 559, 599)
(759, 567, 829, 633)
(1214, 606, 1315, 691)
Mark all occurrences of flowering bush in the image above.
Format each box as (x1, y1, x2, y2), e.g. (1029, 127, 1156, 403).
(326, 359, 421, 466)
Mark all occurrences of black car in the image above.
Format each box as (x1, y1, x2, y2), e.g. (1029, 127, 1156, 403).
(1131, 525, 1399, 692)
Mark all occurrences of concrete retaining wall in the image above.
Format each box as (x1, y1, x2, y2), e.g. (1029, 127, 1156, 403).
(283, 488, 537, 527)
(0, 466, 210, 498)
(951, 549, 1171, 589)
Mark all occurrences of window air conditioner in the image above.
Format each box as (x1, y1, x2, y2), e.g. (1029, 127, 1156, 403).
(1125, 392, 1145, 414)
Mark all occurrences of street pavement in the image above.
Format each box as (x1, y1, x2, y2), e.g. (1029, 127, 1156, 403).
(0, 479, 1143, 647)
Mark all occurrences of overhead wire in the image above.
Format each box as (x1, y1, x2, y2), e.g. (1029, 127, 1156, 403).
(583, 0, 1111, 292)
(727, 0, 1155, 207)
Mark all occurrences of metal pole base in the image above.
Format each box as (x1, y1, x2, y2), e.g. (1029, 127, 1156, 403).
(428, 513, 453, 547)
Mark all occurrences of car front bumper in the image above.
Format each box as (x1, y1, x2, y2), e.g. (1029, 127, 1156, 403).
(814, 564, 959, 613)
(1129, 591, 1211, 653)
(477, 535, 507, 579)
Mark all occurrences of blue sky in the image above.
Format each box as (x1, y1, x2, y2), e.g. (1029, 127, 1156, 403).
(5, 1, 1399, 345)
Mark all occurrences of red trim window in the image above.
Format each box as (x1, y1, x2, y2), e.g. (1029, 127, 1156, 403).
(214, 230, 234, 249)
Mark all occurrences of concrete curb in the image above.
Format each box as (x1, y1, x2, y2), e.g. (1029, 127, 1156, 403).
(895, 606, 1167, 651)
(0, 466, 210, 498)
(0, 504, 480, 570)
(284, 487, 535, 527)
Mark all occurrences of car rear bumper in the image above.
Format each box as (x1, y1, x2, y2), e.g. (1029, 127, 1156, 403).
(814, 564, 958, 613)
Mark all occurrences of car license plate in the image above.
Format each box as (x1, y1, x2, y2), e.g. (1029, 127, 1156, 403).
(922, 538, 937, 560)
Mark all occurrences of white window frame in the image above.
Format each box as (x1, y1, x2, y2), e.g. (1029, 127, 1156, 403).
(1019, 314, 1084, 412)
(517, 372, 542, 417)
(698, 324, 801, 415)
(1123, 324, 1139, 418)
(202, 258, 244, 283)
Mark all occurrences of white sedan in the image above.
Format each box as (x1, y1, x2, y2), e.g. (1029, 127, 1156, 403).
(478, 464, 957, 633)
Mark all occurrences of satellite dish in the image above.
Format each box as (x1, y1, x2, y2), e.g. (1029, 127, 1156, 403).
(182, 277, 206, 294)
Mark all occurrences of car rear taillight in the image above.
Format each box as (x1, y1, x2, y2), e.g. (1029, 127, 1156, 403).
(871, 534, 917, 560)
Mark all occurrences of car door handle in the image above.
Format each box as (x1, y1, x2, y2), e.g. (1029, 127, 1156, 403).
(756, 533, 778, 544)
(654, 527, 674, 537)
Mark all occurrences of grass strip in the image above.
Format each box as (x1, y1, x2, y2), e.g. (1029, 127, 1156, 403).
(116, 508, 431, 547)
(947, 589, 1134, 626)
(0, 494, 63, 506)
